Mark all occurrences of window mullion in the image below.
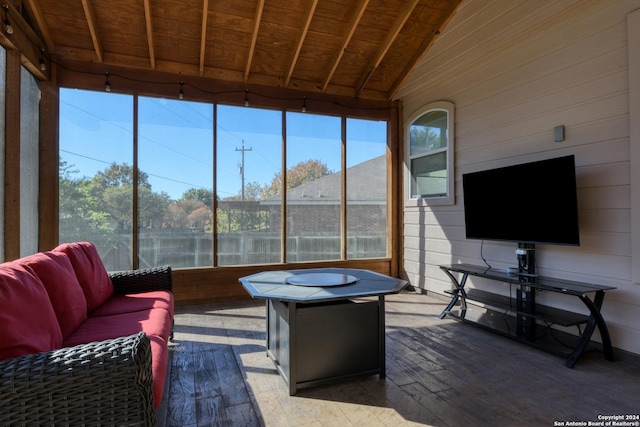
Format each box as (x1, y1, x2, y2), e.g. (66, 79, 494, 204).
(132, 95, 139, 270)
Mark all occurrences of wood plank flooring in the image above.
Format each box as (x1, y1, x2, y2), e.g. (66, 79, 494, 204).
(156, 290, 640, 426)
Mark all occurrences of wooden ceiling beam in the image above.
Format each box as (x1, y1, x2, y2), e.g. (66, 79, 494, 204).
(143, 0, 156, 70)
(321, 0, 369, 93)
(25, 0, 56, 53)
(199, 0, 209, 75)
(0, 2, 49, 79)
(54, 45, 391, 101)
(387, 0, 464, 99)
(80, 0, 103, 63)
(244, 0, 265, 82)
(355, 0, 419, 97)
(284, 0, 318, 87)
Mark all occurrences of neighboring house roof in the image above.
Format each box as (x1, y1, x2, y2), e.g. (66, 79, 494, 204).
(261, 155, 386, 206)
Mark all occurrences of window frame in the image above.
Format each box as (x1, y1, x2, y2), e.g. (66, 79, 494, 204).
(405, 100, 455, 206)
(58, 89, 392, 269)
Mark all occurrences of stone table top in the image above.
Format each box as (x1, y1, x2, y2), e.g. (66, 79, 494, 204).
(239, 268, 408, 303)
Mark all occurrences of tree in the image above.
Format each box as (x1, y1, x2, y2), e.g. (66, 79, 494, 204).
(163, 199, 212, 229)
(188, 206, 212, 229)
(261, 160, 332, 198)
(138, 187, 171, 228)
(223, 181, 263, 202)
(59, 160, 112, 240)
(182, 188, 213, 206)
(410, 126, 442, 152)
(91, 162, 150, 197)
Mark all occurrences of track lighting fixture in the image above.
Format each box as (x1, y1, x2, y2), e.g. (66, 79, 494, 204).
(244, 89, 249, 107)
(2, 4, 13, 35)
(39, 48, 46, 71)
(104, 72, 111, 92)
(302, 96, 307, 113)
(179, 81, 184, 100)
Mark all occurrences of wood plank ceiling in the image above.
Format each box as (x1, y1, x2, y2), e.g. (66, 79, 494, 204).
(15, 0, 461, 101)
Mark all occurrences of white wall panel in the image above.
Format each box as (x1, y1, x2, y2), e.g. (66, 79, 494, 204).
(397, 0, 640, 355)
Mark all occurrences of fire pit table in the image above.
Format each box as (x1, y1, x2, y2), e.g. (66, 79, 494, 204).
(239, 268, 407, 395)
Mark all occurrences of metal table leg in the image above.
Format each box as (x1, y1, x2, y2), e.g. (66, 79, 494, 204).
(565, 291, 615, 368)
(439, 269, 468, 319)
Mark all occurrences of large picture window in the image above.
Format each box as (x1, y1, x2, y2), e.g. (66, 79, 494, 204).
(59, 89, 134, 270)
(216, 105, 282, 266)
(347, 118, 388, 259)
(406, 101, 454, 204)
(59, 89, 390, 270)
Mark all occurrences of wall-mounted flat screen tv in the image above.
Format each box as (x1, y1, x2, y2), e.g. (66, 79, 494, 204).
(462, 155, 580, 246)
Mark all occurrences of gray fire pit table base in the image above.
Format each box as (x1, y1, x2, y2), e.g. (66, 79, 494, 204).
(239, 268, 407, 395)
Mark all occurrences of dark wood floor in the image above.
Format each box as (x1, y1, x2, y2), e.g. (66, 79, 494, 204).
(156, 290, 640, 427)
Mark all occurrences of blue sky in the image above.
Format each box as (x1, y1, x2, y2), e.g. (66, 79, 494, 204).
(59, 88, 387, 200)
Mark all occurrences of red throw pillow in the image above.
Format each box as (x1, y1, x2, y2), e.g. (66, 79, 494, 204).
(53, 242, 113, 312)
(18, 251, 88, 339)
(0, 262, 63, 360)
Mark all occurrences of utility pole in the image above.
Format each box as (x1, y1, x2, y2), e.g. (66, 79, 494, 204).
(235, 140, 252, 232)
(236, 140, 252, 202)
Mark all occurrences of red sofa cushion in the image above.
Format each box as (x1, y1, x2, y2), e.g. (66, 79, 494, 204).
(0, 262, 63, 360)
(17, 251, 88, 339)
(53, 242, 113, 312)
(148, 334, 169, 407)
(62, 307, 172, 347)
(90, 290, 174, 318)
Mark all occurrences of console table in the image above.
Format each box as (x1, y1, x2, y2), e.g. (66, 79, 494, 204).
(240, 268, 407, 395)
(439, 264, 616, 368)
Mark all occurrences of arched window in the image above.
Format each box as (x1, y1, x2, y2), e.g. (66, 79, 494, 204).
(406, 101, 455, 204)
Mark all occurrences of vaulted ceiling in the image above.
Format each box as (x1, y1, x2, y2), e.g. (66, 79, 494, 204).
(8, 0, 462, 101)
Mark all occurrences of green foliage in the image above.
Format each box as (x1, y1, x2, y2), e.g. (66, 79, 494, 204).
(60, 158, 329, 238)
(182, 188, 213, 206)
(59, 160, 114, 240)
(261, 159, 331, 198)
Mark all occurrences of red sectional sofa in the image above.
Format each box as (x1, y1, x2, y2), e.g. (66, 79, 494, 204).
(0, 242, 174, 426)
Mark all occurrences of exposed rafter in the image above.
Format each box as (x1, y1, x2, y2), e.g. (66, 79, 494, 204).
(143, 0, 155, 70)
(244, 0, 265, 82)
(321, 0, 369, 93)
(25, 0, 55, 53)
(355, 0, 420, 97)
(0, 2, 49, 79)
(199, 0, 209, 75)
(387, 1, 464, 99)
(80, 0, 103, 63)
(284, 0, 318, 87)
(24, 0, 462, 101)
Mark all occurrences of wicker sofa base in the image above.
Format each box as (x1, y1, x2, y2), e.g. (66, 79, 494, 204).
(0, 243, 174, 427)
(0, 333, 156, 426)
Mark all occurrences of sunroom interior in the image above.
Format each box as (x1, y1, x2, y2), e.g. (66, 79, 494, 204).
(1, 0, 463, 305)
(3, 0, 640, 423)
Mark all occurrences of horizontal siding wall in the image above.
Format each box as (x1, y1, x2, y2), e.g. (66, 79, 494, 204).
(397, 0, 640, 355)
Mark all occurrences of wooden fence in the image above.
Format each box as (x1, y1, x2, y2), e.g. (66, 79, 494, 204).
(84, 230, 387, 271)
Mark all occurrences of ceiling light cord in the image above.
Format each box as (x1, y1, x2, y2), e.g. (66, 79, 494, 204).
(302, 96, 307, 113)
(66, 61, 391, 111)
(2, 4, 13, 35)
(179, 81, 184, 99)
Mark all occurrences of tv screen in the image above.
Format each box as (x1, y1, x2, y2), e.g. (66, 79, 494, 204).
(462, 155, 580, 246)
